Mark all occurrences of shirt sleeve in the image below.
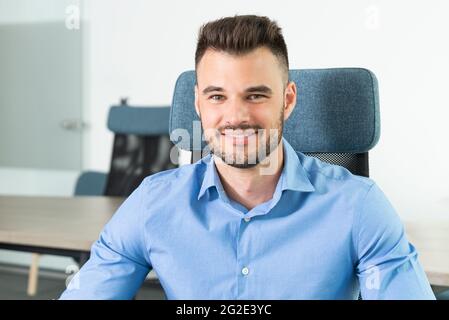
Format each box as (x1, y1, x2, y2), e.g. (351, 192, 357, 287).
(355, 182, 435, 300)
(59, 179, 151, 300)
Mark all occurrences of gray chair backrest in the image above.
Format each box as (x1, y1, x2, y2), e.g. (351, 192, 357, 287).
(105, 105, 177, 196)
(169, 68, 380, 177)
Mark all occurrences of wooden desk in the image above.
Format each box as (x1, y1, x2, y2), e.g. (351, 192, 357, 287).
(404, 216, 449, 287)
(0, 195, 124, 264)
(1, 195, 448, 287)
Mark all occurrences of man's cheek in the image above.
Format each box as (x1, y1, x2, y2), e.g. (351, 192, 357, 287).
(203, 127, 220, 143)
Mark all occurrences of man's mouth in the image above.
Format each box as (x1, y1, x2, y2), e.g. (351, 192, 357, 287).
(221, 129, 257, 138)
(221, 129, 257, 145)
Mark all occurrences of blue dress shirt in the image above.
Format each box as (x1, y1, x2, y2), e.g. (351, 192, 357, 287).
(60, 138, 435, 299)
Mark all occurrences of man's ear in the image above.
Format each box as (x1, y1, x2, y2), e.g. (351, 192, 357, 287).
(194, 85, 200, 118)
(283, 81, 297, 121)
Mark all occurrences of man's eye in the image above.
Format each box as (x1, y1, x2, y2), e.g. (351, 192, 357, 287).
(209, 95, 224, 101)
(248, 94, 266, 100)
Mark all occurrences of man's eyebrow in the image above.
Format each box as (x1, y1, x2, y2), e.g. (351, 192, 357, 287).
(202, 86, 224, 94)
(201, 85, 273, 95)
(245, 85, 273, 94)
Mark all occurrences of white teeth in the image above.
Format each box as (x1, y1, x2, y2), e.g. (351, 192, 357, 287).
(226, 133, 255, 138)
(223, 130, 256, 137)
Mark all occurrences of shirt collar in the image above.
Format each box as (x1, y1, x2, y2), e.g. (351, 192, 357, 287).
(197, 154, 223, 200)
(280, 137, 316, 193)
(197, 137, 315, 201)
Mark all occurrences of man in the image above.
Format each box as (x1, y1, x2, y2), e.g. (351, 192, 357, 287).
(60, 15, 435, 299)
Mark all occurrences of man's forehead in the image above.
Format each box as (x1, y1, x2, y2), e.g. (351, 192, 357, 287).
(199, 46, 277, 62)
(196, 47, 284, 89)
(197, 47, 280, 73)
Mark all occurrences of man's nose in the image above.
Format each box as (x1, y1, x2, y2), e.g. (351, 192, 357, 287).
(223, 97, 250, 126)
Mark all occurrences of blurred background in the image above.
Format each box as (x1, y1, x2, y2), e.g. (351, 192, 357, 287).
(0, 0, 448, 299)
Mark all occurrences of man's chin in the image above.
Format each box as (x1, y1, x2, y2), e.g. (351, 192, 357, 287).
(212, 151, 261, 169)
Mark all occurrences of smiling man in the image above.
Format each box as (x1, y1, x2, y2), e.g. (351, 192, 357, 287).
(196, 44, 293, 209)
(60, 15, 435, 300)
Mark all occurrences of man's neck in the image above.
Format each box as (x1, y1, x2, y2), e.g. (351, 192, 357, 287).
(213, 141, 284, 211)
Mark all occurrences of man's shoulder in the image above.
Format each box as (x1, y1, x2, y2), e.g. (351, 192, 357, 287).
(297, 151, 374, 191)
(140, 157, 207, 190)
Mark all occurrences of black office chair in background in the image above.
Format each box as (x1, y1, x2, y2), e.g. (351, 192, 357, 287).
(74, 104, 177, 197)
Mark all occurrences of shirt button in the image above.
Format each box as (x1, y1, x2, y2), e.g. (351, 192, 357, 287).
(241, 267, 249, 275)
(243, 217, 251, 222)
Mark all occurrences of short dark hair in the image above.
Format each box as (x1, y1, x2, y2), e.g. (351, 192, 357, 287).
(195, 15, 289, 82)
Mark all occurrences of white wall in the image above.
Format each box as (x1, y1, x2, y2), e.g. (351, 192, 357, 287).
(0, 0, 82, 270)
(1, 0, 448, 271)
(0, 0, 76, 23)
(82, 0, 449, 219)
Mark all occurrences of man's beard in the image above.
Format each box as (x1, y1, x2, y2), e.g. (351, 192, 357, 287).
(204, 108, 284, 169)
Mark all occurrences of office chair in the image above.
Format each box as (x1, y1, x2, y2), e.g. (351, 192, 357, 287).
(26, 105, 177, 296)
(74, 104, 177, 197)
(103, 105, 178, 196)
(169, 68, 380, 177)
(169, 68, 380, 299)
